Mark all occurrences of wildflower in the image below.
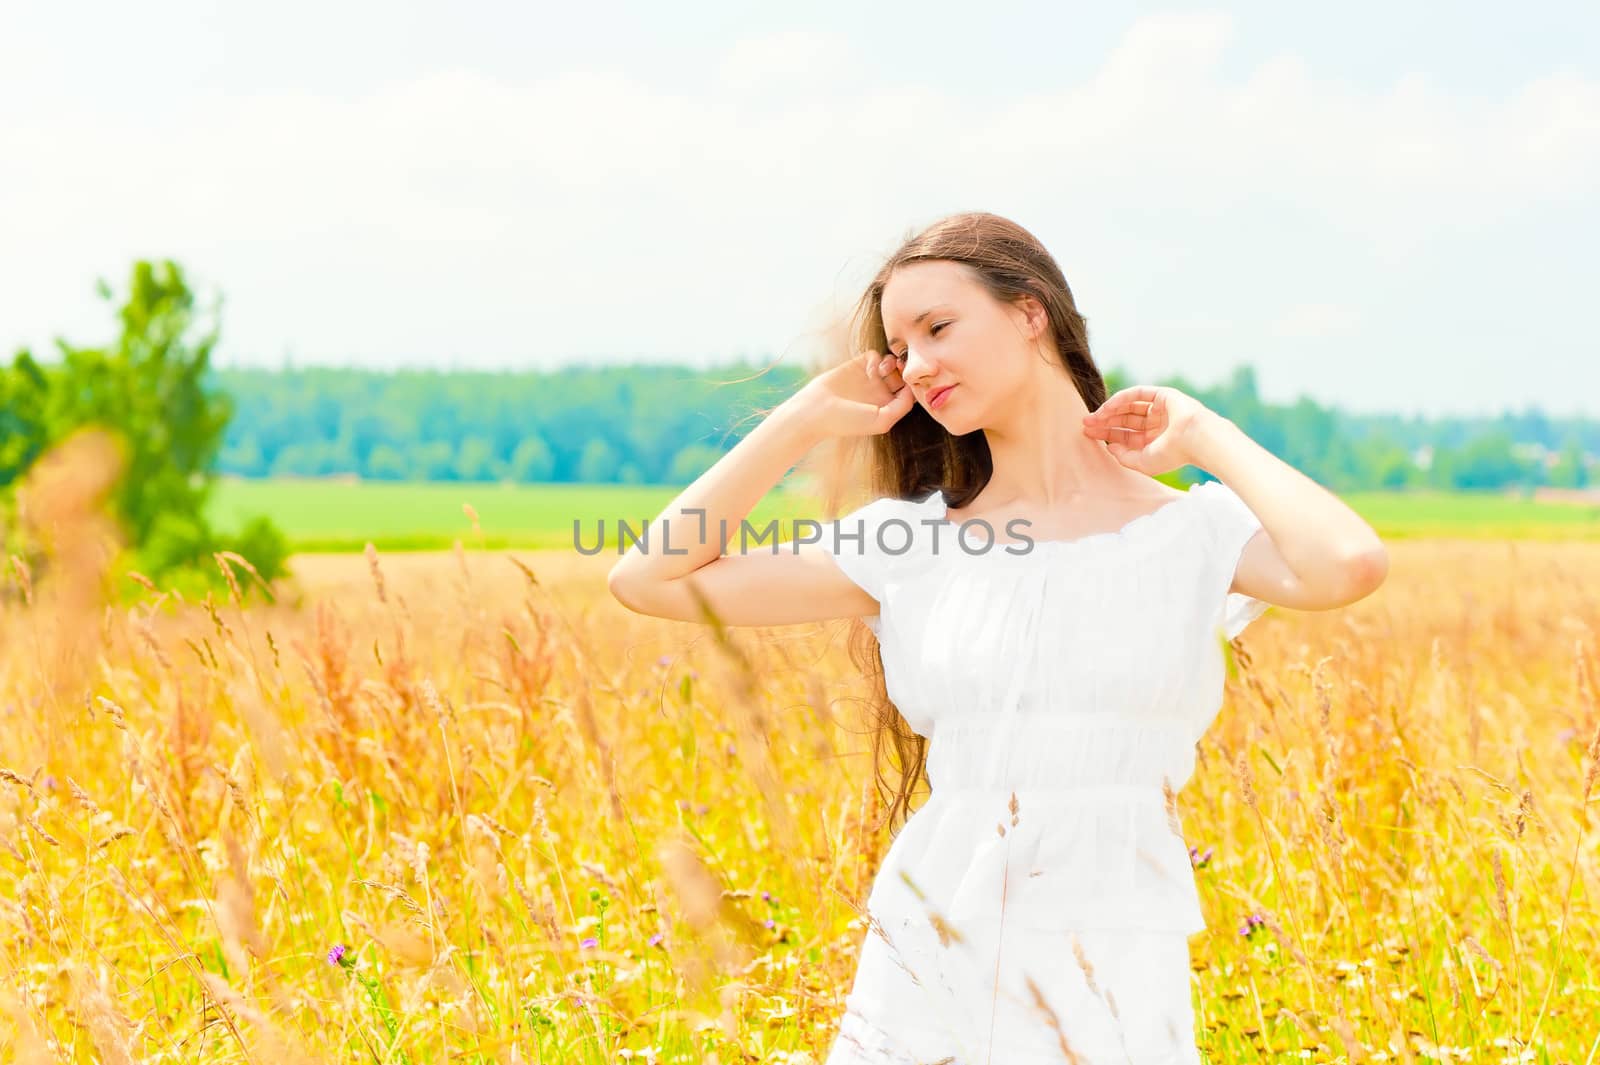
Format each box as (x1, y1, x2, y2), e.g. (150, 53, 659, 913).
(656, 654, 671, 668)
(761, 890, 773, 904)
(647, 931, 664, 947)
(764, 918, 776, 930)
(579, 936, 599, 949)
(326, 943, 351, 967)
(1189, 845, 1213, 869)
(1238, 911, 1267, 937)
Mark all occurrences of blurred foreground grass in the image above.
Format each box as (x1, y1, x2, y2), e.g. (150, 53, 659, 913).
(2, 479, 1599, 1060)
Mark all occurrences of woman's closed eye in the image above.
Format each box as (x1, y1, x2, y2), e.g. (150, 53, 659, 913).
(894, 322, 948, 359)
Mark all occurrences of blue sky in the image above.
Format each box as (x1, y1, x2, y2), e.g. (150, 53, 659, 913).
(2, 1, 1596, 416)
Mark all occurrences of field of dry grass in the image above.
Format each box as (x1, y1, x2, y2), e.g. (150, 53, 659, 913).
(3, 525, 1600, 1062)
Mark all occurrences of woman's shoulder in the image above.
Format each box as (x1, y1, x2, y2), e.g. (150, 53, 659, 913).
(815, 489, 943, 602)
(829, 489, 944, 531)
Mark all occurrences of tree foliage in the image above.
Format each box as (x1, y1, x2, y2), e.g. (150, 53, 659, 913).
(2, 261, 289, 593)
(211, 362, 1596, 494)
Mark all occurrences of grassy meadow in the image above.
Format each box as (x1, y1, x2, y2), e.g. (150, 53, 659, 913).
(2, 477, 1599, 1061)
(206, 477, 1600, 553)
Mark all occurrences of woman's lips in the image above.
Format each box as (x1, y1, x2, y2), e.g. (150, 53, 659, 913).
(928, 384, 956, 410)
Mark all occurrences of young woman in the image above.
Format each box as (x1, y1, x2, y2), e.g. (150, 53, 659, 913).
(608, 212, 1387, 1063)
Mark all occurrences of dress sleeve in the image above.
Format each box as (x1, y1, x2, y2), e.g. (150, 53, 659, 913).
(816, 496, 905, 635)
(1201, 480, 1270, 640)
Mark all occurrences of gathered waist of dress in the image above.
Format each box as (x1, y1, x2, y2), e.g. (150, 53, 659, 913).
(925, 782, 1168, 804)
(869, 777, 1210, 936)
(925, 712, 1200, 793)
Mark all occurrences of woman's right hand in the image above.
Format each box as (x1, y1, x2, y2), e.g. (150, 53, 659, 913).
(786, 350, 918, 440)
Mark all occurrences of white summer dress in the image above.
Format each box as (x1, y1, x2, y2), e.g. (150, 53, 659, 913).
(816, 478, 1269, 1065)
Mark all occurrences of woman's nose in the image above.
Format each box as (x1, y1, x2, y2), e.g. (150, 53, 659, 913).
(900, 344, 934, 384)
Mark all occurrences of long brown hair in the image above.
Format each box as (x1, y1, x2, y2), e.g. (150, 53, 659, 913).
(821, 210, 1111, 836)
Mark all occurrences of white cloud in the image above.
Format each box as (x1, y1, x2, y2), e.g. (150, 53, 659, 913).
(1, 14, 1595, 413)
(715, 29, 858, 94)
(1270, 303, 1362, 339)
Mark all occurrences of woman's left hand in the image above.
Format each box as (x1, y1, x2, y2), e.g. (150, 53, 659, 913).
(1080, 385, 1215, 476)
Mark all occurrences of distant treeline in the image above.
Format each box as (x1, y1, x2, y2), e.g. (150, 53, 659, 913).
(212, 363, 1596, 492)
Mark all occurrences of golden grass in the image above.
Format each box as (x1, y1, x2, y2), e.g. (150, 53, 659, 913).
(3, 484, 1600, 1061)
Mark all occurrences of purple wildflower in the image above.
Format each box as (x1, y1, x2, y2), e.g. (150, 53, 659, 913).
(579, 936, 599, 949)
(764, 918, 776, 930)
(656, 654, 671, 668)
(761, 890, 773, 903)
(1238, 911, 1267, 937)
(647, 931, 664, 947)
(1188, 845, 1213, 869)
(326, 943, 350, 967)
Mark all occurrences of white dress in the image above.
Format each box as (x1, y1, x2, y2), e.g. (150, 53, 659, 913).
(816, 478, 1269, 1065)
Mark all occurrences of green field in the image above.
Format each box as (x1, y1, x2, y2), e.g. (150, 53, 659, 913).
(207, 477, 822, 552)
(207, 477, 1600, 553)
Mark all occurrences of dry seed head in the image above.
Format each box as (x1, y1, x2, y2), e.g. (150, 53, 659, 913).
(25, 817, 60, 848)
(1163, 775, 1182, 835)
(1583, 720, 1600, 803)
(420, 677, 451, 723)
(476, 812, 517, 838)
(213, 552, 244, 606)
(1263, 911, 1311, 968)
(133, 615, 173, 671)
(413, 840, 432, 885)
(216, 550, 270, 598)
(95, 696, 129, 730)
(69, 963, 133, 1065)
(364, 542, 387, 603)
(65, 778, 101, 816)
(9, 554, 34, 605)
(1023, 974, 1085, 1065)
(578, 860, 623, 897)
(1235, 750, 1257, 807)
(1070, 933, 1100, 997)
(1491, 851, 1510, 926)
(1461, 934, 1502, 970)
(926, 909, 964, 948)
(96, 827, 135, 850)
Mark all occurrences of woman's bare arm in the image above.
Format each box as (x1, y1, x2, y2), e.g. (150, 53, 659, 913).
(606, 352, 916, 627)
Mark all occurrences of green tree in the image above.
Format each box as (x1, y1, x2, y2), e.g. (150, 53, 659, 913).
(0, 352, 52, 486)
(577, 438, 620, 483)
(1434, 431, 1528, 491)
(365, 444, 410, 481)
(507, 436, 555, 482)
(453, 436, 501, 482)
(9, 260, 289, 590)
(408, 441, 456, 480)
(1549, 435, 1590, 488)
(668, 443, 724, 483)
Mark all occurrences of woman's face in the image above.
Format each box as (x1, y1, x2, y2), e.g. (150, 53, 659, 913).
(879, 259, 1045, 435)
